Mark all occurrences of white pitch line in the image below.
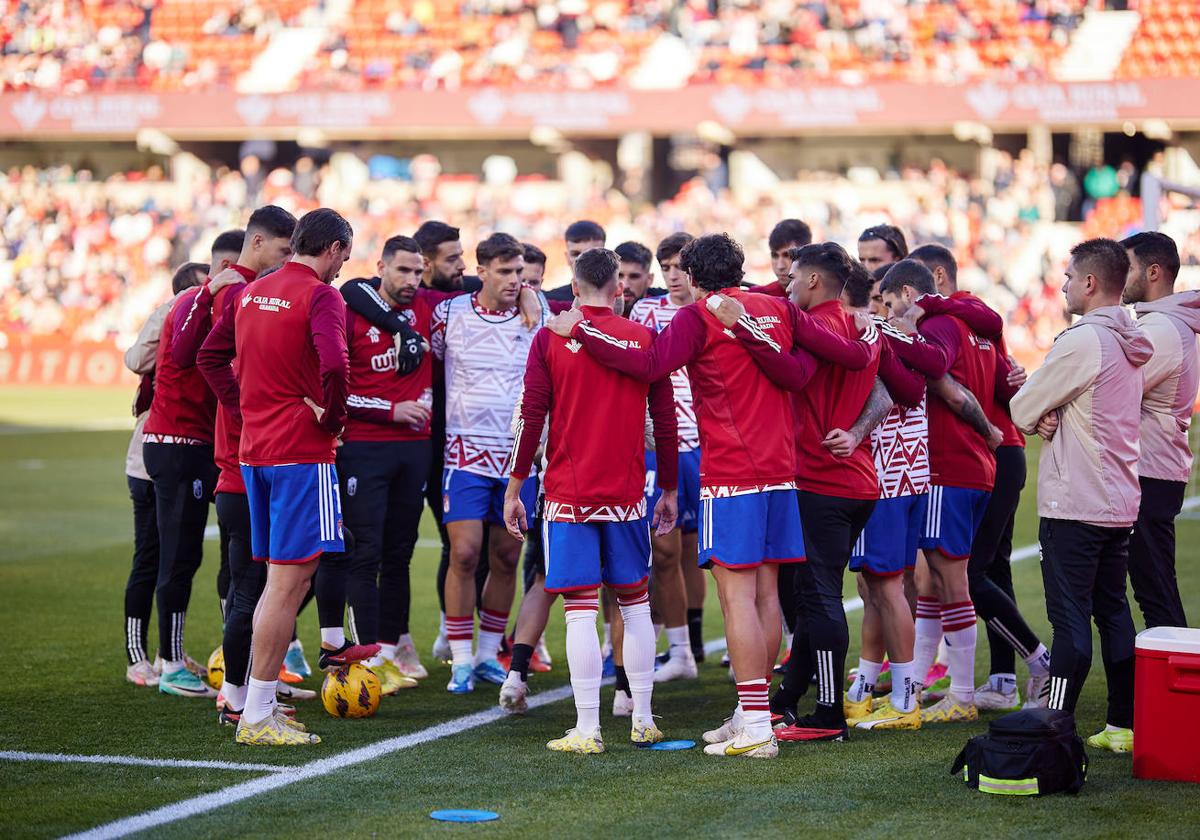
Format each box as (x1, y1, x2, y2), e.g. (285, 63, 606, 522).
(0, 751, 287, 774)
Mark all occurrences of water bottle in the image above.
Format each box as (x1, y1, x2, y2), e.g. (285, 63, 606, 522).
(412, 387, 434, 431)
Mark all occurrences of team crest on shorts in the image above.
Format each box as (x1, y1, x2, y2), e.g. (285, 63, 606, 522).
(347, 476, 357, 497)
(192, 479, 203, 499)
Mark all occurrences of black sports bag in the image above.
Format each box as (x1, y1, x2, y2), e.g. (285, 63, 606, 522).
(951, 708, 1088, 796)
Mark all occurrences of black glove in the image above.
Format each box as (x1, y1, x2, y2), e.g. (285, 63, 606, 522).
(393, 322, 425, 376)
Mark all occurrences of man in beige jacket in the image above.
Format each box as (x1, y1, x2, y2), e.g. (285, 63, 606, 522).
(1011, 238, 1152, 755)
(1121, 231, 1197, 629)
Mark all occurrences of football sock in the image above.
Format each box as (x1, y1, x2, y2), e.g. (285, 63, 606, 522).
(509, 643, 534, 681)
(913, 597, 942, 685)
(665, 625, 691, 656)
(736, 679, 771, 740)
(445, 615, 474, 667)
(889, 660, 916, 713)
(475, 608, 508, 664)
(320, 627, 345, 649)
(437, 612, 446, 638)
(223, 682, 247, 712)
(564, 595, 602, 733)
(687, 608, 703, 651)
(365, 653, 385, 668)
(617, 590, 655, 722)
(1025, 643, 1051, 677)
(848, 658, 883, 704)
(163, 659, 184, 674)
(988, 673, 1018, 693)
(244, 676, 277, 724)
(399, 632, 415, 649)
(941, 601, 977, 703)
(379, 642, 398, 661)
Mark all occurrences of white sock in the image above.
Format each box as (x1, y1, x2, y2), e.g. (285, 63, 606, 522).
(379, 642, 398, 661)
(989, 672, 1018, 693)
(287, 638, 303, 652)
(223, 682, 248, 711)
(502, 670, 525, 689)
(244, 676, 277, 724)
(565, 596, 603, 733)
(618, 593, 656, 724)
(163, 659, 184, 674)
(1105, 723, 1127, 733)
(736, 679, 771, 740)
(936, 636, 949, 665)
(438, 612, 446, 637)
(365, 653, 385, 667)
(1025, 643, 1051, 677)
(889, 660, 916, 713)
(665, 625, 691, 656)
(848, 658, 883, 703)
(941, 601, 977, 703)
(399, 633, 414, 649)
(449, 639, 473, 667)
(913, 597, 942, 685)
(475, 630, 504, 664)
(320, 627, 345, 649)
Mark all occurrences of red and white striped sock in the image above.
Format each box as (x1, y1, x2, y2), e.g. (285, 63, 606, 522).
(564, 595, 602, 733)
(445, 614, 474, 668)
(941, 600, 977, 704)
(616, 588, 655, 726)
(475, 608, 509, 664)
(736, 678, 771, 740)
(913, 597, 942, 687)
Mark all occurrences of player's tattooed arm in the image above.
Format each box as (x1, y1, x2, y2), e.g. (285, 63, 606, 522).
(929, 375, 1003, 450)
(823, 377, 893, 458)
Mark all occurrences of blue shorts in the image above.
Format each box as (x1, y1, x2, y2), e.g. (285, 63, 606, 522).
(644, 448, 702, 533)
(441, 469, 537, 525)
(919, 485, 991, 560)
(241, 463, 344, 564)
(698, 489, 805, 569)
(543, 518, 651, 593)
(851, 494, 928, 576)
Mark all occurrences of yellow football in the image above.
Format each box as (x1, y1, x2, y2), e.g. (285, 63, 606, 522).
(207, 646, 225, 691)
(321, 663, 381, 719)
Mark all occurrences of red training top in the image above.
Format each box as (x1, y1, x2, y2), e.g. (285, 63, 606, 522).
(172, 264, 257, 493)
(571, 289, 806, 493)
(917, 292, 1024, 449)
(731, 298, 881, 498)
(511, 305, 678, 521)
(143, 287, 216, 444)
(918, 310, 998, 491)
(343, 285, 449, 442)
(197, 261, 348, 467)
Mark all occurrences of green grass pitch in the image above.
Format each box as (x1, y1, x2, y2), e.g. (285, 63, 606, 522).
(0, 387, 1197, 839)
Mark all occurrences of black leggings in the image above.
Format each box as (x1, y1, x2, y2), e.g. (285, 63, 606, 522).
(968, 445, 1041, 674)
(143, 442, 217, 663)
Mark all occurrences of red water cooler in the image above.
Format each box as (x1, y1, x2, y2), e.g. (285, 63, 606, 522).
(1133, 626, 1200, 783)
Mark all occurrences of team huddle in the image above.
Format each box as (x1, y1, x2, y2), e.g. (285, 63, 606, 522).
(120, 206, 1197, 758)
